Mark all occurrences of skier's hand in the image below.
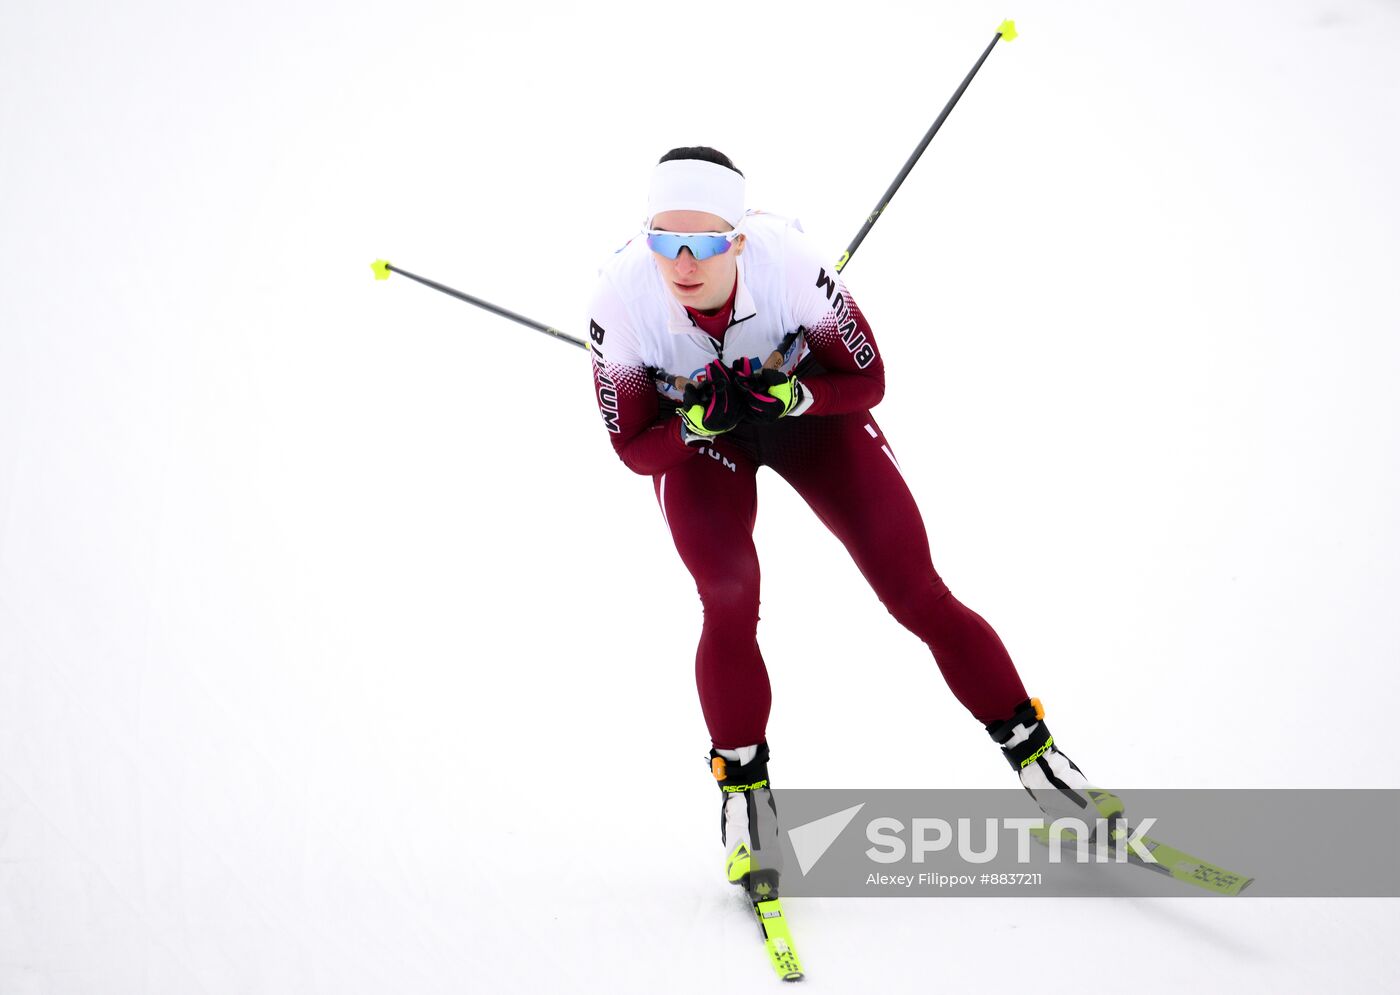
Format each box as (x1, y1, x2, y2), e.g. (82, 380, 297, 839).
(732, 357, 805, 422)
(679, 360, 746, 439)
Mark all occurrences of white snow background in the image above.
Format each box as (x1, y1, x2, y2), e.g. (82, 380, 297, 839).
(2, 0, 1398, 992)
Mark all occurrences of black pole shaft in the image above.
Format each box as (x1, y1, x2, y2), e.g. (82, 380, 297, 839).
(836, 29, 1007, 273)
(386, 263, 589, 351)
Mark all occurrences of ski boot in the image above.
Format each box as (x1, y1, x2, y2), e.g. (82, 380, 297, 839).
(709, 742, 784, 900)
(986, 697, 1125, 844)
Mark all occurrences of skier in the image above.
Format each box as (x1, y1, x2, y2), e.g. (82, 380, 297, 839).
(587, 147, 1117, 899)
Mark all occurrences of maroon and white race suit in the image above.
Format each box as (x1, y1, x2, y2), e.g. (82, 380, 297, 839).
(588, 213, 1027, 748)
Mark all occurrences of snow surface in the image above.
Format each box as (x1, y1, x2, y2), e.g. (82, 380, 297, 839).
(2, 0, 1399, 992)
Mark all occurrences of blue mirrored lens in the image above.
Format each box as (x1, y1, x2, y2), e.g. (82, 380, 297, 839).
(646, 233, 732, 261)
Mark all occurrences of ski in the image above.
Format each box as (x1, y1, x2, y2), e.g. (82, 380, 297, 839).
(1030, 823, 1253, 896)
(752, 896, 804, 982)
(1124, 829, 1253, 895)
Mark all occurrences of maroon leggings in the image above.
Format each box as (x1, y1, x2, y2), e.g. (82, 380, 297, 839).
(653, 410, 1028, 750)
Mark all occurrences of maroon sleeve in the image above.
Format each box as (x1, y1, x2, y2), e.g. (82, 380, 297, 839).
(799, 279, 886, 415)
(604, 383, 693, 476)
(588, 306, 695, 476)
(786, 239, 886, 416)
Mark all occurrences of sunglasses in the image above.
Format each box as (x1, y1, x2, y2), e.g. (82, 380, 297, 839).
(645, 228, 740, 261)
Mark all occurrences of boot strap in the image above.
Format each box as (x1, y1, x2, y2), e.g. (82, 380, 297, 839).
(709, 742, 771, 793)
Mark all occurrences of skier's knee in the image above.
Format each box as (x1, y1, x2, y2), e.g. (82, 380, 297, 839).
(881, 576, 953, 631)
(698, 572, 760, 619)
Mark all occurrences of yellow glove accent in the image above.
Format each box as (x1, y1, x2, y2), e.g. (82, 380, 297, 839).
(679, 404, 724, 438)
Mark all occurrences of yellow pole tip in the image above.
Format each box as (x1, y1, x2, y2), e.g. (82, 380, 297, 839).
(371, 259, 391, 280)
(998, 19, 1018, 42)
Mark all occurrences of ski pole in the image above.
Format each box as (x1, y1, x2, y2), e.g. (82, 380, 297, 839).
(835, 18, 1017, 273)
(748, 19, 1017, 379)
(371, 257, 686, 386)
(369, 259, 589, 351)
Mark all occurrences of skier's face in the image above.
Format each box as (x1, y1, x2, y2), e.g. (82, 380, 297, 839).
(649, 210, 745, 312)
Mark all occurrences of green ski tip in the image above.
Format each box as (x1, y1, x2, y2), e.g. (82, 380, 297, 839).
(998, 19, 1018, 41)
(371, 259, 392, 281)
(1027, 825, 1252, 896)
(754, 899, 804, 981)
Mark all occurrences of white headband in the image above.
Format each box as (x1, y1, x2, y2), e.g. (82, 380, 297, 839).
(646, 158, 745, 229)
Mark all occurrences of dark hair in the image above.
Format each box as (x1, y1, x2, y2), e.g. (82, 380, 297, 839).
(658, 146, 744, 177)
